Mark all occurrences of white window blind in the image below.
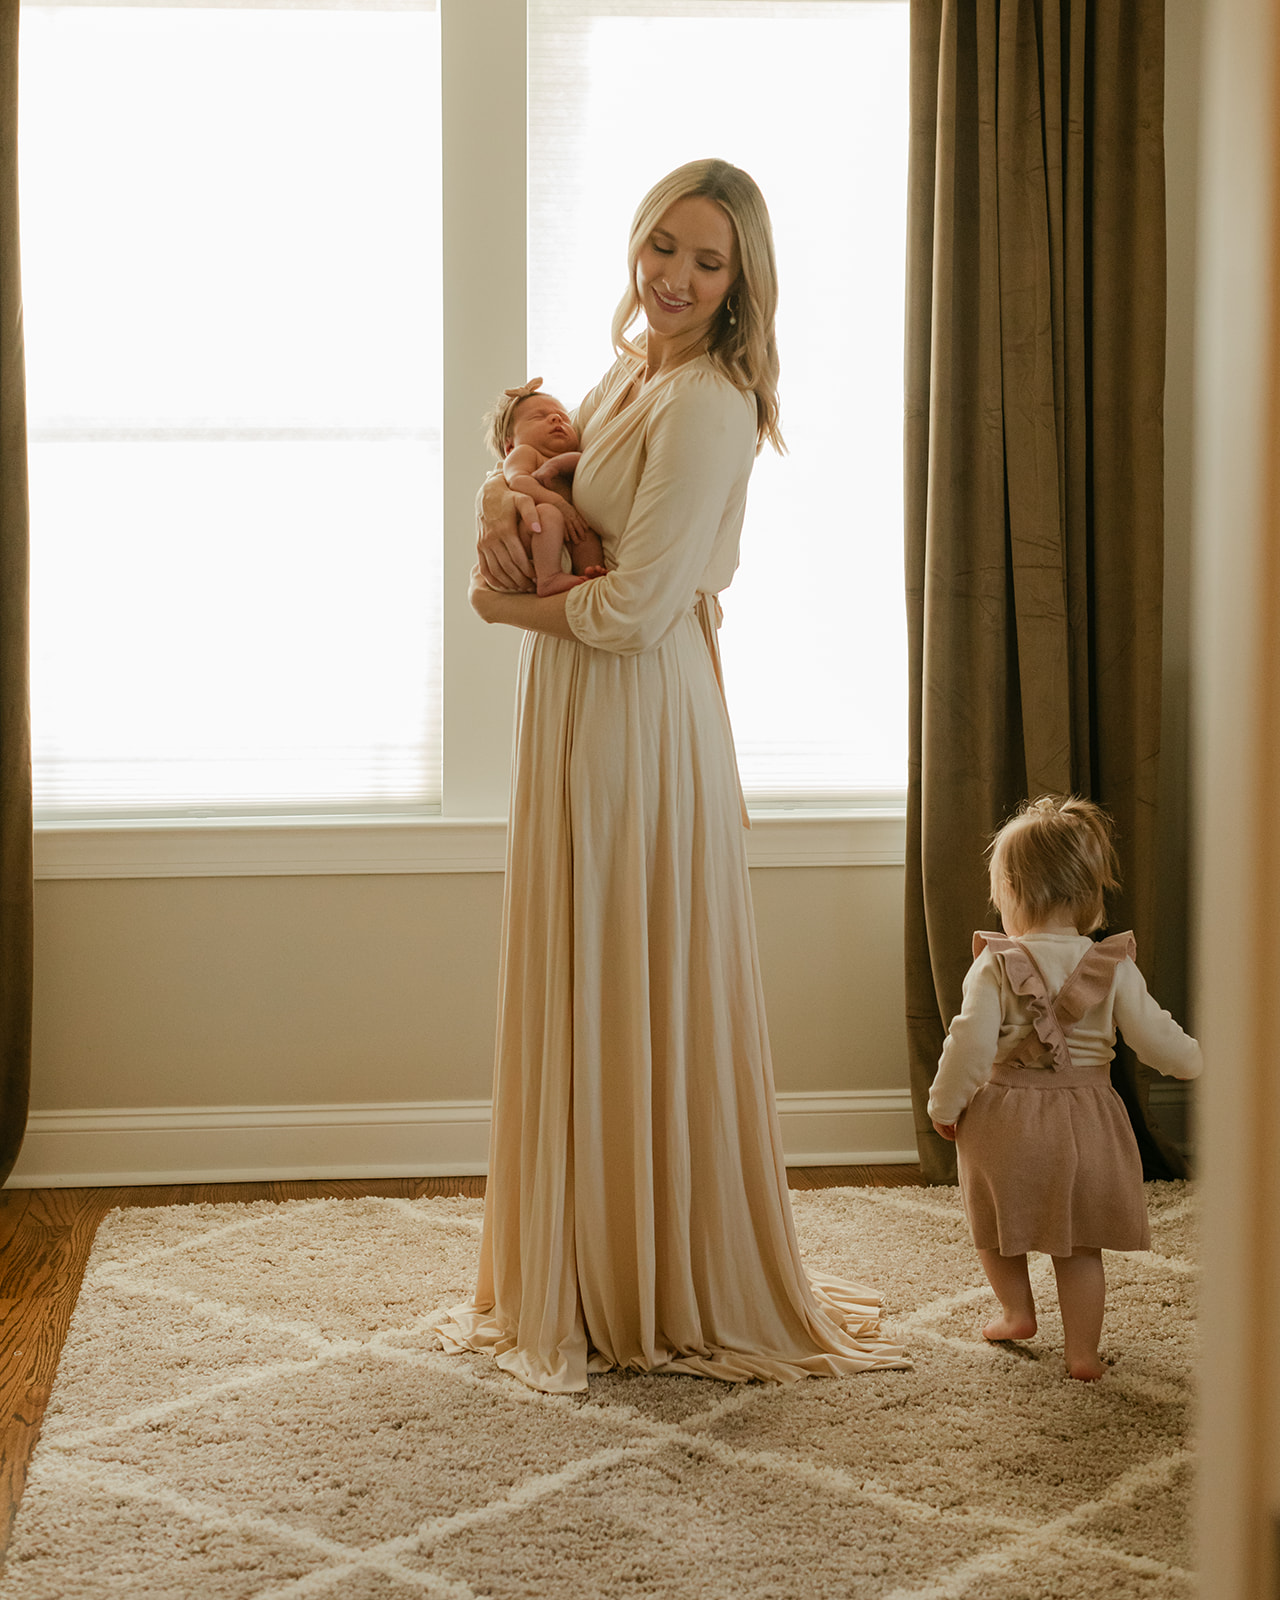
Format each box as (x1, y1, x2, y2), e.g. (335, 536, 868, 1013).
(21, 0, 442, 821)
(528, 0, 910, 804)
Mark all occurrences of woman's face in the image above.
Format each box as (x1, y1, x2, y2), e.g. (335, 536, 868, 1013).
(635, 195, 740, 349)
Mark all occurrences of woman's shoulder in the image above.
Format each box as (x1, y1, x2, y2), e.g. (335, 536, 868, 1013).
(651, 357, 756, 431)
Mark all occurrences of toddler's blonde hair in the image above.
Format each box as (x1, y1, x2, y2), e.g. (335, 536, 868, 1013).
(987, 795, 1120, 934)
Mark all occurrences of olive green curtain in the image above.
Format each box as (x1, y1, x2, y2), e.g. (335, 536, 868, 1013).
(904, 0, 1184, 1182)
(0, 0, 32, 1186)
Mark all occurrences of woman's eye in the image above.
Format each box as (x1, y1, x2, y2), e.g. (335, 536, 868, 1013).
(651, 242, 673, 255)
(697, 261, 723, 273)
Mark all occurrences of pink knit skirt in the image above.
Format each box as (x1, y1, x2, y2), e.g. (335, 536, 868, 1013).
(955, 1060, 1150, 1257)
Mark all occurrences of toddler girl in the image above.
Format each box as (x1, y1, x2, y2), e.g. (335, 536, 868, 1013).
(928, 795, 1202, 1380)
(483, 378, 606, 596)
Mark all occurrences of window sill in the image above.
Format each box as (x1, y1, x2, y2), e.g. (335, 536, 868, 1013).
(33, 807, 907, 880)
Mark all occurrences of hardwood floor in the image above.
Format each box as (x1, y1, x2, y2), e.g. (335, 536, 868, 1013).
(0, 1165, 924, 1559)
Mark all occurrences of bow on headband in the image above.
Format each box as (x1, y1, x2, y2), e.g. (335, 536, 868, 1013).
(503, 377, 543, 400)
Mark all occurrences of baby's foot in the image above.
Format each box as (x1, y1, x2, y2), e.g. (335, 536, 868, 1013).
(1065, 1354, 1105, 1382)
(536, 573, 589, 596)
(581, 565, 607, 578)
(983, 1312, 1037, 1343)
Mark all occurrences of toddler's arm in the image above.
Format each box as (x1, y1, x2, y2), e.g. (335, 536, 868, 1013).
(927, 952, 1004, 1129)
(1112, 962, 1203, 1079)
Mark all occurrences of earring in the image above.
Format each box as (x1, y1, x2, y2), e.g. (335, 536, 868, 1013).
(727, 295, 738, 327)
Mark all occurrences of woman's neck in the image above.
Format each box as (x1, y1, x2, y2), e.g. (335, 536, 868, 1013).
(642, 328, 708, 382)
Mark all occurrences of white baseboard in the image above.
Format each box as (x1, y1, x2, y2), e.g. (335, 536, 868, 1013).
(4, 1090, 918, 1189)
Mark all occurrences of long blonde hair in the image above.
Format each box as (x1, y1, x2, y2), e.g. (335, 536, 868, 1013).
(611, 158, 784, 455)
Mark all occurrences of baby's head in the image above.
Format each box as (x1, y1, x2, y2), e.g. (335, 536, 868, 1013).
(484, 378, 578, 460)
(987, 795, 1120, 935)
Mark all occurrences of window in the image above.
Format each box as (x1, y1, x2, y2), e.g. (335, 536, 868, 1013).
(22, 0, 907, 832)
(529, 1, 910, 805)
(22, 0, 442, 820)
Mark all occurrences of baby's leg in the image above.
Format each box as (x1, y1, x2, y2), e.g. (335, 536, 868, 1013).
(977, 1249, 1037, 1342)
(529, 504, 588, 597)
(569, 525, 607, 580)
(1052, 1249, 1106, 1381)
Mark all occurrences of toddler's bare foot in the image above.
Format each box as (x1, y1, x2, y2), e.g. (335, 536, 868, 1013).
(536, 573, 589, 596)
(983, 1312, 1037, 1343)
(1065, 1354, 1105, 1382)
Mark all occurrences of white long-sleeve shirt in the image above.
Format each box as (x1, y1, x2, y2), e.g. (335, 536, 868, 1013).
(927, 930, 1203, 1127)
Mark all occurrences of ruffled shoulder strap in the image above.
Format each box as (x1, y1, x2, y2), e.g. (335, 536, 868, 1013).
(1051, 932, 1136, 1033)
(971, 928, 1136, 1071)
(972, 930, 1073, 1070)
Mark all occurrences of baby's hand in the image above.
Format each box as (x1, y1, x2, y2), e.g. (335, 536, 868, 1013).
(931, 1119, 958, 1142)
(541, 493, 590, 543)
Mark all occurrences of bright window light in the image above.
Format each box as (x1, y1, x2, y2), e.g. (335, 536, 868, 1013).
(529, 0, 910, 804)
(21, 2, 441, 819)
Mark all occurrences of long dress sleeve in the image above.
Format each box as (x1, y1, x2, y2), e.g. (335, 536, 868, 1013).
(563, 368, 755, 655)
(1112, 962, 1203, 1079)
(927, 952, 1005, 1124)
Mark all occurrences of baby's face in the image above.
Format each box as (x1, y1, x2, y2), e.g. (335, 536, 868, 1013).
(510, 395, 578, 457)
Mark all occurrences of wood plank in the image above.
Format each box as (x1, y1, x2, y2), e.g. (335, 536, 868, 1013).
(789, 1165, 927, 1190)
(0, 1187, 121, 1559)
(268, 1179, 417, 1203)
(409, 1175, 487, 1200)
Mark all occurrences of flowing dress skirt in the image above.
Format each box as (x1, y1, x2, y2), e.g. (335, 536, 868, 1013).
(438, 612, 908, 1392)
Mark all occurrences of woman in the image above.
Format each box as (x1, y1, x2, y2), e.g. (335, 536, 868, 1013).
(438, 159, 908, 1393)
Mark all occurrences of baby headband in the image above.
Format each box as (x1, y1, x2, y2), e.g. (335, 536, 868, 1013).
(504, 377, 544, 400)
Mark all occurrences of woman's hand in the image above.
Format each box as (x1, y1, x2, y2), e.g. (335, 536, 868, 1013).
(931, 1119, 958, 1142)
(476, 473, 537, 592)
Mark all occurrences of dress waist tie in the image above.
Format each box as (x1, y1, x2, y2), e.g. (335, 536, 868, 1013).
(695, 591, 750, 831)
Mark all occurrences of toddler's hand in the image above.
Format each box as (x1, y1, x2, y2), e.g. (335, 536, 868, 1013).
(931, 1119, 958, 1142)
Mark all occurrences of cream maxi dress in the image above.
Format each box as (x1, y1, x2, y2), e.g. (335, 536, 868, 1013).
(438, 354, 908, 1393)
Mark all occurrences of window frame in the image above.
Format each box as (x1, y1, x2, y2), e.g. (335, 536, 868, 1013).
(29, 0, 906, 881)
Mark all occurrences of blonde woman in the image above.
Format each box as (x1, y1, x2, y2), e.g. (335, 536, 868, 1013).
(440, 159, 908, 1392)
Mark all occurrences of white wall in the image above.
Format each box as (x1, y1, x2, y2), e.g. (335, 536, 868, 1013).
(16, 855, 915, 1184)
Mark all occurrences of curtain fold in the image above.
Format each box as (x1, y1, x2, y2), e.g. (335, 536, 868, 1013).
(1, 0, 32, 1186)
(905, 0, 1183, 1182)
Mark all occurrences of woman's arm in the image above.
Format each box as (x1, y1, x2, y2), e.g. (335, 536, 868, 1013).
(563, 373, 755, 655)
(468, 565, 577, 640)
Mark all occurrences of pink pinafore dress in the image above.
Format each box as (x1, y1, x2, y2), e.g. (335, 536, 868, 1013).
(956, 932, 1151, 1257)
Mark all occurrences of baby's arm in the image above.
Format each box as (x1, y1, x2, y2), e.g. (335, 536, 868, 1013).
(928, 952, 1004, 1135)
(534, 450, 582, 487)
(502, 445, 561, 504)
(1112, 962, 1203, 1079)
(503, 446, 588, 541)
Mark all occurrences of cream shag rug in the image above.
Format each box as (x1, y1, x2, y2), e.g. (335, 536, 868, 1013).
(0, 1184, 1195, 1599)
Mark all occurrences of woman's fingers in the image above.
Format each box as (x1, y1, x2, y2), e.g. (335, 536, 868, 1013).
(478, 534, 535, 591)
(475, 480, 537, 591)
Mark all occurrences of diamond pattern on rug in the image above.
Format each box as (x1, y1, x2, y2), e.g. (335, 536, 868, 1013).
(0, 1185, 1196, 1600)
